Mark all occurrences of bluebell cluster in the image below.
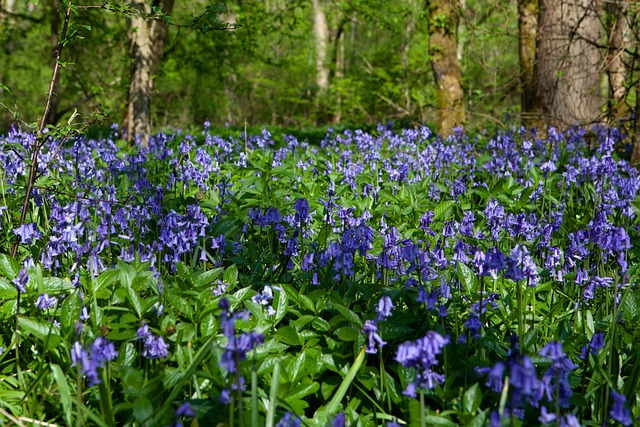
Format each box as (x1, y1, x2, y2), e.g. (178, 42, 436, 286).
(2, 122, 639, 424)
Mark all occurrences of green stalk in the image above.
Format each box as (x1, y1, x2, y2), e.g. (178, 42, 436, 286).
(251, 361, 258, 427)
(98, 366, 115, 426)
(266, 361, 280, 427)
(419, 389, 426, 427)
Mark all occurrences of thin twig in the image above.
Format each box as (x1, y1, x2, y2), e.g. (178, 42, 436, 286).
(10, 4, 72, 258)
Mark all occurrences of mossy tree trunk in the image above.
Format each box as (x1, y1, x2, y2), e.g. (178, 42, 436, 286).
(428, 0, 465, 138)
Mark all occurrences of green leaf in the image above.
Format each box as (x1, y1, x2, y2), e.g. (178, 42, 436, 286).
(195, 268, 224, 288)
(457, 262, 476, 295)
(314, 347, 366, 425)
(60, 291, 82, 331)
(276, 325, 300, 346)
(42, 276, 75, 294)
(463, 383, 482, 414)
(335, 327, 358, 342)
(18, 316, 60, 341)
(287, 380, 320, 401)
(0, 254, 20, 279)
(423, 415, 457, 427)
(50, 364, 74, 427)
(331, 302, 362, 328)
(274, 288, 288, 324)
(133, 396, 154, 426)
(433, 200, 456, 221)
(224, 264, 238, 286)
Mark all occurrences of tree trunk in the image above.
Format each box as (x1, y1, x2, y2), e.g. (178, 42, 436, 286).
(536, 0, 602, 128)
(518, 0, 540, 127)
(606, 0, 629, 122)
(125, 0, 174, 147)
(428, 0, 465, 137)
(46, 0, 61, 126)
(312, 0, 329, 92)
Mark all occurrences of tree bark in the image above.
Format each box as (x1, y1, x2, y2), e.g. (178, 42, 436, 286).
(605, 0, 629, 122)
(536, 0, 602, 128)
(46, 0, 61, 126)
(312, 0, 330, 92)
(428, 0, 465, 137)
(518, 0, 540, 127)
(125, 0, 174, 147)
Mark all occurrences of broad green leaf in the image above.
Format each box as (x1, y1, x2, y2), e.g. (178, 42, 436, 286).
(463, 383, 482, 414)
(195, 268, 224, 288)
(0, 254, 20, 279)
(276, 325, 300, 346)
(457, 262, 476, 295)
(60, 291, 82, 331)
(335, 326, 358, 342)
(133, 396, 154, 426)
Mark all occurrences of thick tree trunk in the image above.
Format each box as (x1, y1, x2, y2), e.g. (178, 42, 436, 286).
(606, 0, 629, 122)
(429, 0, 465, 137)
(518, 0, 539, 127)
(312, 0, 329, 92)
(125, 0, 174, 147)
(536, 0, 602, 128)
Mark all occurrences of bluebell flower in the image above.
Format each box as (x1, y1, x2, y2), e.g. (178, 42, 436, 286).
(252, 286, 276, 316)
(175, 402, 195, 418)
(293, 198, 310, 224)
(362, 320, 386, 354)
(539, 406, 557, 424)
(13, 223, 42, 245)
(331, 412, 345, 427)
(13, 268, 28, 293)
(395, 331, 449, 396)
(71, 337, 118, 387)
(610, 391, 632, 426)
(476, 361, 505, 393)
(376, 295, 395, 320)
(35, 294, 58, 310)
(275, 412, 301, 427)
(137, 322, 169, 360)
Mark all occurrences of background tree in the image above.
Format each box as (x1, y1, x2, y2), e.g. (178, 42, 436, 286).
(125, 0, 174, 146)
(428, 0, 465, 136)
(518, 0, 538, 127)
(535, 0, 602, 128)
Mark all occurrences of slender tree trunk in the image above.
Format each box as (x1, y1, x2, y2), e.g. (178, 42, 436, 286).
(125, 0, 174, 147)
(606, 0, 629, 122)
(312, 0, 329, 92)
(518, 0, 540, 127)
(428, 0, 465, 137)
(536, 0, 602, 128)
(45, 0, 61, 126)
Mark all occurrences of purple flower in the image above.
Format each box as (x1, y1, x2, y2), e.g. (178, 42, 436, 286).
(376, 295, 395, 320)
(477, 361, 505, 393)
(70, 337, 117, 387)
(275, 412, 301, 427)
(175, 402, 195, 418)
(35, 294, 58, 310)
(293, 198, 310, 224)
(610, 391, 632, 426)
(331, 412, 345, 427)
(362, 320, 386, 354)
(137, 322, 169, 360)
(13, 268, 28, 293)
(13, 223, 42, 245)
(395, 331, 449, 396)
